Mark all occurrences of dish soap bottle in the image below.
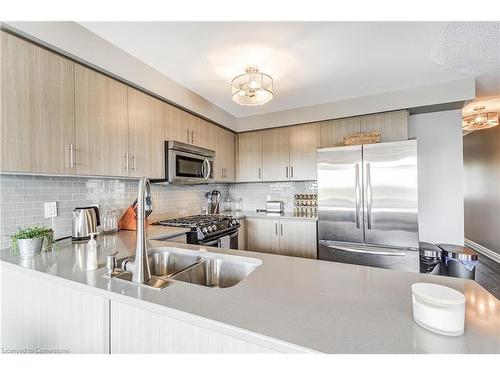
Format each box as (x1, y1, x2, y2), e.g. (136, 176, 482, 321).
(86, 232, 98, 271)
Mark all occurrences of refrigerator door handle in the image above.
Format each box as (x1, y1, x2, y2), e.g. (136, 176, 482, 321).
(320, 242, 406, 257)
(366, 162, 372, 230)
(355, 163, 361, 229)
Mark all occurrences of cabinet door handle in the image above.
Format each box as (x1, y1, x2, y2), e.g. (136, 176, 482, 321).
(191, 131, 194, 144)
(69, 144, 74, 168)
(130, 154, 136, 171)
(291, 166, 294, 178)
(280, 223, 283, 237)
(275, 223, 278, 236)
(124, 153, 129, 172)
(258, 168, 261, 180)
(286, 166, 288, 178)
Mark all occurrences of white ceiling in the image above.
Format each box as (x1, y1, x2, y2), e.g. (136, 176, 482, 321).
(79, 22, 499, 118)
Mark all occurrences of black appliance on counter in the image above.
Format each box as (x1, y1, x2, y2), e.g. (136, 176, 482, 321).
(153, 215, 239, 249)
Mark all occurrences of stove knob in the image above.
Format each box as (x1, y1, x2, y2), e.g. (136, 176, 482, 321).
(232, 219, 238, 225)
(212, 225, 217, 231)
(202, 227, 208, 234)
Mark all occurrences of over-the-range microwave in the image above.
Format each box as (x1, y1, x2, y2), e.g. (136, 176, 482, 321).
(152, 141, 214, 185)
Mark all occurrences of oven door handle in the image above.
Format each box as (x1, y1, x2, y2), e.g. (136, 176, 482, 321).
(201, 237, 221, 247)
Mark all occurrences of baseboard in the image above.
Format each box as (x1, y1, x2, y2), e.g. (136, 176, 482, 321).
(465, 238, 500, 264)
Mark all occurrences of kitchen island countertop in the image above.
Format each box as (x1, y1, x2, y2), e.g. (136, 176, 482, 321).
(1, 227, 499, 354)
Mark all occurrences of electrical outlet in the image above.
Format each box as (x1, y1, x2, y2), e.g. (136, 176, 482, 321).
(266, 195, 272, 201)
(44, 202, 58, 218)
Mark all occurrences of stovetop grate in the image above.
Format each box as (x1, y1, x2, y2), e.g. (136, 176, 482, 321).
(155, 214, 233, 228)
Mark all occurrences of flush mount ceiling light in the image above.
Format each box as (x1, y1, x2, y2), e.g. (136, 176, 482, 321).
(462, 106, 499, 131)
(231, 65, 273, 106)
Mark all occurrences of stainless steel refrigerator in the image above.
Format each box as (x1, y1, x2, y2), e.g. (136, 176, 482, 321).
(317, 140, 419, 272)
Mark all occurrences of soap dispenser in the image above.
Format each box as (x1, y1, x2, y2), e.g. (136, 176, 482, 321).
(86, 232, 99, 271)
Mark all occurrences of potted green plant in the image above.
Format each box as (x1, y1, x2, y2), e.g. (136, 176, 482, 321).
(10, 226, 54, 257)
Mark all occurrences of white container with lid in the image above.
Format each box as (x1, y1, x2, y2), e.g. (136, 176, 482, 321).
(411, 283, 466, 336)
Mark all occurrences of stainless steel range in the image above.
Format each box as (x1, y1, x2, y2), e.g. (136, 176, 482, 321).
(154, 215, 240, 249)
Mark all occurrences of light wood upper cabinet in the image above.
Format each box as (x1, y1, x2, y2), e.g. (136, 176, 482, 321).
(359, 110, 408, 142)
(127, 88, 166, 179)
(320, 117, 361, 148)
(238, 131, 263, 182)
(215, 127, 227, 181)
(245, 217, 317, 259)
(168, 105, 190, 143)
(75, 65, 129, 176)
(0, 31, 75, 174)
(215, 127, 237, 182)
(289, 123, 320, 181)
(190, 116, 216, 151)
(225, 131, 236, 181)
(262, 127, 290, 181)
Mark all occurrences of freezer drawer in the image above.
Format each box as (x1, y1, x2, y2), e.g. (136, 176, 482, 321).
(317, 145, 364, 244)
(318, 241, 419, 273)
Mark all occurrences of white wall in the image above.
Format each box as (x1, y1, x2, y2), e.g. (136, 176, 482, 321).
(238, 78, 475, 131)
(408, 110, 464, 245)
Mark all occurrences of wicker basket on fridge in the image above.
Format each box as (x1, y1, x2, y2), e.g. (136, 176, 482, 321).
(343, 132, 381, 146)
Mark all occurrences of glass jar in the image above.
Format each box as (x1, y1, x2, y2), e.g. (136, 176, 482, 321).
(223, 196, 234, 212)
(234, 198, 242, 212)
(102, 209, 119, 233)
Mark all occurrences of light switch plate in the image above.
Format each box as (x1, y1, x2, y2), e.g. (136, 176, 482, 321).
(44, 202, 57, 218)
(266, 195, 272, 201)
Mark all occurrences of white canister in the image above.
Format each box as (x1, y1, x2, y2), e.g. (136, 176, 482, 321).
(411, 283, 466, 336)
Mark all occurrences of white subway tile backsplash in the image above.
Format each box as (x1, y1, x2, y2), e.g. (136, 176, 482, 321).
(227, 181, 317, 212)
(0, 173, 228, 248)
(0, 173, 317, 248)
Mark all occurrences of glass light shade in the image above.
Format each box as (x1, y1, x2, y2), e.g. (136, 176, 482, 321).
(462, 108, 499, 131)
(231, 66, 273, 106)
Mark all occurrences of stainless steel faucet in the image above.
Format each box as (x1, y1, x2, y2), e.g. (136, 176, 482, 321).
(117, 178, 170, 289)
(123, 177, 153, 283)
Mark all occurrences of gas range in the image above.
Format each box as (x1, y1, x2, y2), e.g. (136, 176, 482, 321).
(153, 214, 240, 247)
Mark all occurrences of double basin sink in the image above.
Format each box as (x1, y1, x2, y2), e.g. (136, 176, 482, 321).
(119, 248, 261, 289)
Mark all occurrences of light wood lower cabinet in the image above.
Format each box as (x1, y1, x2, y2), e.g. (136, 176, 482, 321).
(278, 220, 318, 258)
(110, 300, 275, 353)
(127, 88, 167, 179)
(1, 263, 286, 353)
(237, 218, 247, 250)
(1, 264, 109, 353)
(1, 31, 76, 174)
(245, 217, 317, 259)
(75, 65, 129, 176)
(246, 217, 281, 255)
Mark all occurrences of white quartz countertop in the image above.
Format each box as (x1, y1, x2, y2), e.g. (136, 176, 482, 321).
(1, 227, 499, 353)
(227, 210, 318, 221)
